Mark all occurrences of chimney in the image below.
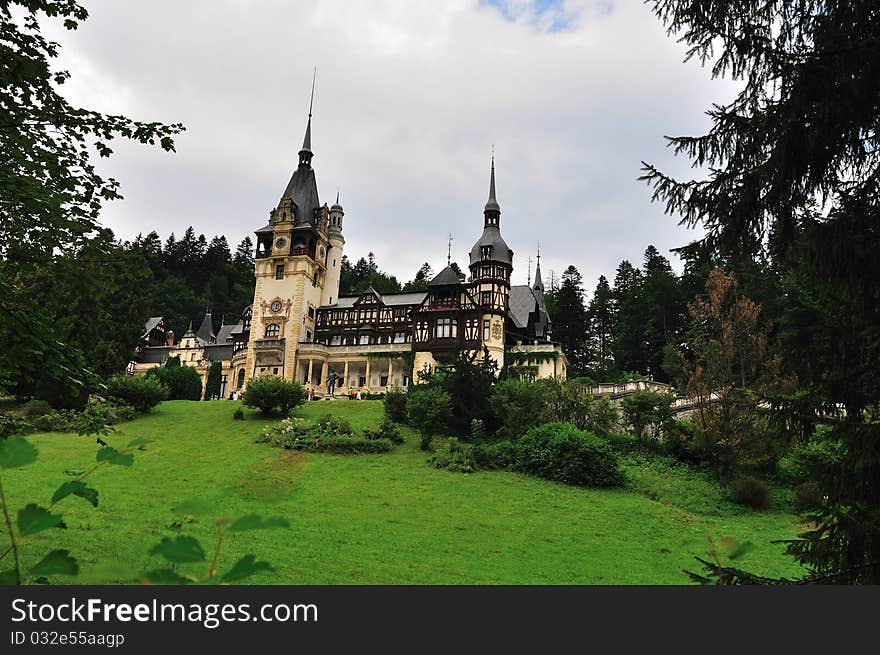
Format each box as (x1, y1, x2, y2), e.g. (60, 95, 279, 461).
(166, 330, 175, 347)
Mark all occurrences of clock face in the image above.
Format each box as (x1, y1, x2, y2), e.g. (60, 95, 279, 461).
(270, 300, 282, 313)
(274, 237, 287, 250)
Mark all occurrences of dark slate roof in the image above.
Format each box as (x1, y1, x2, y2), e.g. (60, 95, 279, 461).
(216, 323, 239, 344)
(196, 312, 215, 344)
(255, 224, 273, 234)
(469, 226, 513, 266)
(320, 291, 427, 309)
(484, 157, 500, 213)
(281, 149, 320, 227)
(141, 317, 164, 340)
(508, 285, 537, 329)
(205, 344, 234, 361)
(429, 265, 463, 286)
(133, 346, 171, 364)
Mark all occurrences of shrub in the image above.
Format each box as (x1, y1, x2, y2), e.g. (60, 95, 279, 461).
(474, 440, 516, 470)
(105, 374, 168, 413)
(0, 413, 35, 438)
(512, 422, 624, 487)
(620, 390, 675, 443)
(146, 365, 203, 401)
(19, 399, 53, 418)
(584, 396, 619, 437)
(730, 478, 769, 509)
(242, 377, 306, 415)
(430, 437, 478, 473)
(793, 481, 823, 513)
(490, 379, 546, 439)
(470, 418, 486, 441)
(313, 414, 354, 438)
(233, 408, 245, 421)
(316, 436, 392, 454)
(384, 387, 408, 423)
(204, 361, 223, 400)
(363, 417, 404, 444)
(777, 430, 845, 485)
(406, 386, 451, 451)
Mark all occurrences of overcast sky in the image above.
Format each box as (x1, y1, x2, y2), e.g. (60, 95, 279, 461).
(49, 0, 737, 295)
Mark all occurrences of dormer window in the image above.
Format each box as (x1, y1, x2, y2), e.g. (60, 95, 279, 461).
(481, 245, 492, 261)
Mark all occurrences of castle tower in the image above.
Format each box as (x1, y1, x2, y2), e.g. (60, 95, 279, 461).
(321, 191, 345, 306)
(468, 156, 512, 370)
(243, 83, 342, 384)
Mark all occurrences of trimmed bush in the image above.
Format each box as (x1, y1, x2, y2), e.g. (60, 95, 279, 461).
(363, 417, 404, 444)
(233, 408, 245, 421)
(730, 478, 769, 509)
(314, 414, 354, 438)
(242, 377, 306, 415)
(105, 374, 168, 413)
(146, 365, 203, 401)
(512, 422, 624, 487)
(258, 416, 397, 454)
(384, 387, 408, 423)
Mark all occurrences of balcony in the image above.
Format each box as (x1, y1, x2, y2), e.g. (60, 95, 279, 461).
(253, 337, 285, 367)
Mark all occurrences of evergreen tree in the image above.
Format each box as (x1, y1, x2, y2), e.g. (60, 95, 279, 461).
(403, 263, 433, 291)
(586, 275, 616, 380)
(549, 266, 590, 376)
(643, 0, 880, 582)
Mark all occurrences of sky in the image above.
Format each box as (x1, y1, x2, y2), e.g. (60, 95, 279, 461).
(47, 0, 738, 296)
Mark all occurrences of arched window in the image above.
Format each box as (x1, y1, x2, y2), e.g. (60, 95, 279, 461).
(236, 369, 245, 389)
(265, 324, 280, 338)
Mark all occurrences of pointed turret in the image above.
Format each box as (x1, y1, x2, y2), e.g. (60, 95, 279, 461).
(196, 310, 215, 344)
(483, 155, 501, 222)
(469, 154, 512, 267)
(280, 74, 320, 226)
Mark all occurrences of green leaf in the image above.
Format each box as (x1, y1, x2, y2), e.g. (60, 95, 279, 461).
(149, 536, 206, 564)
(229, 515, 290, 532)
(0, 569, 18, 585)
(221, 555, 274, 583)
(0, 437, 38, 469)
(17, 504, 65, 536)
(127, 437, 150, 448)
(96, 446, 134, 466)
(51, 481, 99, 507)
(29, 550, 79, 577)
(142, 569, 192, 585)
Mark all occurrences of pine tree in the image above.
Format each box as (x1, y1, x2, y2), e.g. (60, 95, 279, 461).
(550, 266, 590, 376)
(586, 275, 616, 379)
(643, 0, 880, 582)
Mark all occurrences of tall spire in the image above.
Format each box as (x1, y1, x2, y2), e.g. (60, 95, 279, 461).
(298, 68, 316, 166)
(483, 148, 501, 227)
(533, 244, 544, 293)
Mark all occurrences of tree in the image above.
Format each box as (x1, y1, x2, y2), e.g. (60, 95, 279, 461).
(612, 260, 647, 375)
(425, 348, 498, 436)
(586, 275, 616, 379)
(620, 390, 674, 445)
(490, 379, 546, 440)
(146, 366, 203, 401)
(685, 269, 771, 486)
(406, 387, 452, 450)
(204, 361, 223, 400)
(402, 263, 433, 291)
(548, 266, 589, 375)
(643, 0, 880, 582)
(0, 1, 183, 400)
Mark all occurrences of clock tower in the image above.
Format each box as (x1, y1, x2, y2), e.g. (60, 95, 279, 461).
(242, 96, 344, 385)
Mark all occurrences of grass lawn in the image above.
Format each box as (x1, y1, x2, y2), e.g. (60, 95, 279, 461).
(2, 400, 806, 584)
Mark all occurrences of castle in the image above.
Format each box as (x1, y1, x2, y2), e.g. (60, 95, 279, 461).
(129, 103, 567, 398)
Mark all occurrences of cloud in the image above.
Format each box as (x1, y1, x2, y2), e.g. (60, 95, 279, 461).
(48, 0, 737, 298)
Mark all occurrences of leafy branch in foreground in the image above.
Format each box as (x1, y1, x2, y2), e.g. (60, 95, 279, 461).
(142, 512, 289, 585)
(0, 431, 146, 584)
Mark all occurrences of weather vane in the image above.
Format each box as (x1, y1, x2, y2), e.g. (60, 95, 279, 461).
(447, 233, 454, 266)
